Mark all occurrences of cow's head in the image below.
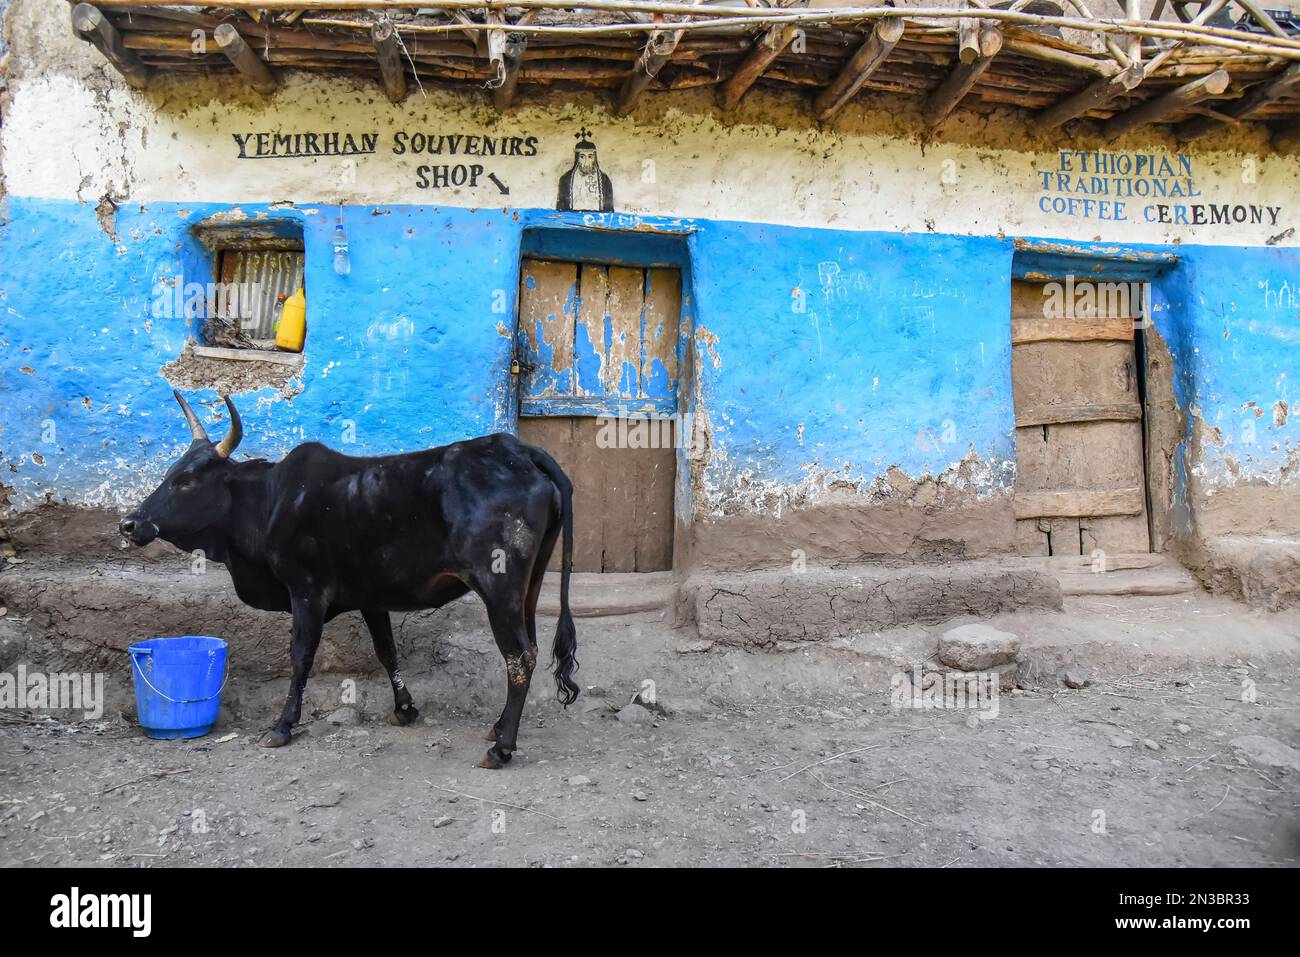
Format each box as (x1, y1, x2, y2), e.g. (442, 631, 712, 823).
(119, 391, 243, 547)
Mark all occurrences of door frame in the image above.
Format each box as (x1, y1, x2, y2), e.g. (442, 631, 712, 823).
(508, 223, 698, 570)
(1010, 241, 1181, 554)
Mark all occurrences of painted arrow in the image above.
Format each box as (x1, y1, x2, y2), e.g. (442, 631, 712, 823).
(487, 173, 510, 196)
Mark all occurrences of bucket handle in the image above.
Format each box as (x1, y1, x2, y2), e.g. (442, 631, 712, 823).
(130, 648, 229, 705)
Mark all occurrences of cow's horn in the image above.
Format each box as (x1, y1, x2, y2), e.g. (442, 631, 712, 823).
(215, 396, 242, 459)
(173, 389, 209, 443)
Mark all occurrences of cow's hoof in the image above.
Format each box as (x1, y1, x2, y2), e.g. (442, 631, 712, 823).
(258, 728, 292, 749)
(388, 704, 419, 727)
(477, 746, 512, 769)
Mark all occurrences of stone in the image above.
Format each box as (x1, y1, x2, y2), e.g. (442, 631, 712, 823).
(432, 816, 454, 828)
(325, 706, 361, 727)
(631, 789, 648, 802)
(617, 703, 652, 724)
(1062, 670, 1088, 689)
(1230, 735, 1300, 772)
(674, 640, 714, 655)
(937, 623, 1021, 672)
(568, 775, 592, 787)
(992, 661, 1020, 692)
(1142, 738, 1160, 751)
(1175, 723, 1191, 734)
(1110, 736, 1133, 749)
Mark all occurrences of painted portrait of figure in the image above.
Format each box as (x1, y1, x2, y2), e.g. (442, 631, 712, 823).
(557, 128, 614, 212)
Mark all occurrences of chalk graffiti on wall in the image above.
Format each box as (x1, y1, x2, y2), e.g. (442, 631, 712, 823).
(1259, 277, 1300, 309)
(1036, 150, 1284, 227)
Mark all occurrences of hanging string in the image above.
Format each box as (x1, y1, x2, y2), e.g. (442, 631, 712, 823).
(387, 16, 428, 98)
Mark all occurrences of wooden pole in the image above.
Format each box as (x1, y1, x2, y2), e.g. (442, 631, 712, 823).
(1177, 62, 1300, 139)
(1142, 0, 1230, 75)
(921, 24, 1001, 125)
(453, 10, 490, 58)
(86, 2, 1300, 61)
(717, 23, 799, 110)
(1000, 34, 1116, 77)
(371, 20, 408, 103)
(615, 1, 703, 117)
(280, 10, 1300, 63)
(812, 18, 905, 120)
(1125, 0, 1142, 66)
(1103, 68, 1229, 138)
(615, 30, 678, 116)
(1033, 64, 1143, 129)
(492, 24, 528, 110)
(214, 22, 278, 93)
(71, 3, 150, 89)
(957, 13, 980, 65)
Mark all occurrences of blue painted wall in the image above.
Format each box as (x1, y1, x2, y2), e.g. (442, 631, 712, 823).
(1, 198, 524, 506)
(1, 194, 1297, 529)
(1174, 245, 1300, 481)
(689, 227, 1016, 500)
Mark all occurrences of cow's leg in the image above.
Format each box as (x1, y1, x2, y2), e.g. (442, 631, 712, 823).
(259, 593, 326, 749)
(361, 608, 418, 727)
(483, 520, 556, 743)
(479, 601, 536, 770)
(483, 501, 559, 742)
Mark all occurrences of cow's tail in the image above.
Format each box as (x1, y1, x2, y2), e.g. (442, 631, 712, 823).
(527, 446, 580, 706)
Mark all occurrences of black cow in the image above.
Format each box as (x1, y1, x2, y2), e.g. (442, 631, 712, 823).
(120, 391, 578, 769)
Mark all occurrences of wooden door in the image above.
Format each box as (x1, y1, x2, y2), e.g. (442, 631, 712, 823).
(517, 416, 675, 572)
(1011, 280, 1151, 556)
(515, 258, 681, 572)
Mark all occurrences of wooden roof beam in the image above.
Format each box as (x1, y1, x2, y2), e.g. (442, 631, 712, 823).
(489, 15, 528, 111)
(615, 0, 702, 117)
(921, 24, 1002, 126)
(812, 18, 904, 121)
(71, 3, 150, 89)
(1103, 68, 1229, 138)
(1032, 64, 1144, 129)
(1142, 0, 1230, 73)
(452, 10, 489, 58)
(214, 22, 278, 94)
(718, 23, 800, 111)
(615, 29, 682, 116)
(1177, 61, 1300, 139)
(371, 20, 408, 103)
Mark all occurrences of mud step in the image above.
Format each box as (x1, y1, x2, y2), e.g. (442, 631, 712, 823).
(687, 559, 1064, 646)
(1056, 567, 1199, 596)
(538, 571, 672, 618)
(1188, 535, 1300, 610)
(1043, 552, 1170, 573)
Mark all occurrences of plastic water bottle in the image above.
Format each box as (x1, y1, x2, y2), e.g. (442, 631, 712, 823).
(332, 222, 351, 276)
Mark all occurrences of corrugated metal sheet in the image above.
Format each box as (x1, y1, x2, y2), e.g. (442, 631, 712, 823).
(218, 250, 305, 340)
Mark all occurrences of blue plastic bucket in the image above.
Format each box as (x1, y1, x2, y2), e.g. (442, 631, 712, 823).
(128, 636, 228, 740)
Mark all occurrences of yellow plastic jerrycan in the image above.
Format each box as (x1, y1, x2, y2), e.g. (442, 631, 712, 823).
(275, 286, 306, 352)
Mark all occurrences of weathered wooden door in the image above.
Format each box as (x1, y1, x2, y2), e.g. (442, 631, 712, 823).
(514, 258, 680, 572)
(1011, 280, 1151, 556)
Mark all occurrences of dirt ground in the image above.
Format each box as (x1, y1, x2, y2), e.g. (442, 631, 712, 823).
(1, 592, 1298, 868)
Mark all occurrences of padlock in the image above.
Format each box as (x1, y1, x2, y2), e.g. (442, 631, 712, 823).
(510, 357, 522, 375)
